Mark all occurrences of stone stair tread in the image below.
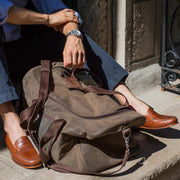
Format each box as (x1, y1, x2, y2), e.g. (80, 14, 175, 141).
(0, 85, 180, 180)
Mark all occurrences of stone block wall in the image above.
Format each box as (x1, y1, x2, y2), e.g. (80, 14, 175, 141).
(77, 0, 112, 54)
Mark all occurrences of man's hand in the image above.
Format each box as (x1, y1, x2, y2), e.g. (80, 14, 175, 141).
(63, 36, 85, 68)
(48, 9, 79, 26)
(6, 5, 85, 68)
(57, 21, 85, 69)
(7, 6, 78, 26)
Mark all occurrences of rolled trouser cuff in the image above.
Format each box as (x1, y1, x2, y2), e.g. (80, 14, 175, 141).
(0, 90, 18, 105)
(83, 32, 129, 90)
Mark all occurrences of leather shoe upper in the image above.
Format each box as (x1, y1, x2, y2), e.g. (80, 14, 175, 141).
(5, 134, 42, 168)
(140, 108, 178, 129)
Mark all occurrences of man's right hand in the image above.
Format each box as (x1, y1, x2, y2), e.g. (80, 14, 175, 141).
(48, 9, 79, 27)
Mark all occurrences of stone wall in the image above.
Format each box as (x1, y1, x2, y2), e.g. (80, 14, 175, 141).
(77, 0, 112, 54)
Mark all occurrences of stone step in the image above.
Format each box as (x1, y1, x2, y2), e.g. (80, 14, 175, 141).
(0, 85, 180, 180)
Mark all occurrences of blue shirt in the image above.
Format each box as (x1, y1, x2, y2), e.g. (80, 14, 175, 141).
(0, 0, 82, 42)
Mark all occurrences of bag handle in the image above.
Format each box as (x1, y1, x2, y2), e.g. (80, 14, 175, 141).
(65, 67, 104, 90)
(69, 84, 129, 106)
(67, 68, 129, 106)
(39, 119, 131, 176)
(71, 67, 104, 88)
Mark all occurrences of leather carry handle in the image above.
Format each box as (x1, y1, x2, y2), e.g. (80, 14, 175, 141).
(52, 65, 129, 106)
(68, 67, 129, 106)
(69, 85, 129, 106)
(71, 67, 104, 88)
(39, 118, 131, 176)
(65, 67, 104, 90)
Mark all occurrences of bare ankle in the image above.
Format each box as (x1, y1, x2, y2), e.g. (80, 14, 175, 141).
(0, 102, 26, 143)
(130, 98, 149, 116)
(0, 101, 18, 127)
(2, 112, 26, 144)
(2, 111, 20, 130)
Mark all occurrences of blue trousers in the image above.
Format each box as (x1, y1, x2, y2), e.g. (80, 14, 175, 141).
(0, 27, 18, 104)
(0, 26, 128, 105)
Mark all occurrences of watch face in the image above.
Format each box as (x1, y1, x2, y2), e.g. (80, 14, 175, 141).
(67, 30, 82, 38)
(72, 30, 81, 36)
(76, 30, 81, 36)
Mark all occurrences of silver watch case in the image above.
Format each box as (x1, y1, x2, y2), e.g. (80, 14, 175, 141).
(66, 30, 82, 39)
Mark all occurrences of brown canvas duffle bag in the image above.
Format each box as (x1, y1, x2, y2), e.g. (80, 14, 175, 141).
(20, 60, 145, 176)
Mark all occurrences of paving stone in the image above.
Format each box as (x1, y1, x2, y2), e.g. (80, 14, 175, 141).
(25, 169, 101, 180)
(0, 85, 180, 180)
(0, 148, 42, 180)
(0, 159, 26, 180)
(137, 85, 180, 113)
(24, 130, 173, 180)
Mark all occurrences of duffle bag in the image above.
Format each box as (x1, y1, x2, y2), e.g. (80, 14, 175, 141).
(20, 60, 145, 176)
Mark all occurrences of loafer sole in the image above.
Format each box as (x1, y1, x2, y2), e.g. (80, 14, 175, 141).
(140, 122, 178, 130)
(13, 159, 43, 169)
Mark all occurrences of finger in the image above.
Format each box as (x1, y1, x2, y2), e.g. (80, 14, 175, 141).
(67, 17, 79, 23)
(65, 11, 75, 16)
(79, 52, 85, 69)
(63, 50, 67, 68)
(66, 13, 78, 21)
(64, 8, 75, 13)
(77, 51, 83, 66)
(74, 15, 79, 22)
(72, 50, 78, 67)
(65, 12, 79, 19)
(66, 51, 72, 68)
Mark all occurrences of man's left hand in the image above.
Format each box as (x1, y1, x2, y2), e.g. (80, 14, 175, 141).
(63, 36, 85, 68)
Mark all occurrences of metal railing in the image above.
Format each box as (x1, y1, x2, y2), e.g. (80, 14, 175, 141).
(161, 0, 180, 94)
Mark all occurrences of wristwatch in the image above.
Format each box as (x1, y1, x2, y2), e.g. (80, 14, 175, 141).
(66, 30, 83, 39)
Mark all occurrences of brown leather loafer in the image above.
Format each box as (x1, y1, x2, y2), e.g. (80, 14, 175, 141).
(140, 108, 178, 129)
(5, 134, 42, 168)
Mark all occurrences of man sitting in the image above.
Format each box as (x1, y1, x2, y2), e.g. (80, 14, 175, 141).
(0, 0, 178, 169)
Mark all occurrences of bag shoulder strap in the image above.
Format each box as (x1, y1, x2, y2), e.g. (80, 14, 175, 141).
(20, 60, 50, 133)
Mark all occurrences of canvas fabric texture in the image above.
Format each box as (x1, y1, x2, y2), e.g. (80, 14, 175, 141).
(20, 60, 145, 176)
